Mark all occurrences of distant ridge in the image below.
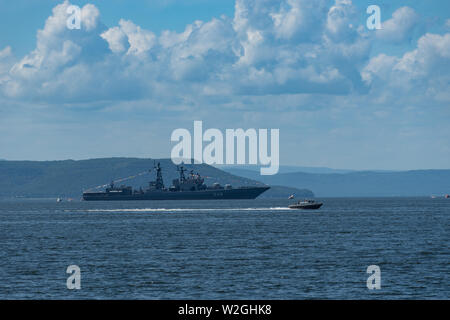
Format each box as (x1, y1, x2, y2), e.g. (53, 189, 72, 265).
(215, 164, 355, 174)
(222, 168, 450, 197)
(0, 158, 313, 199)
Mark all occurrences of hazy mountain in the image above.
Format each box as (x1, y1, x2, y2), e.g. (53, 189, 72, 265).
(215, 164, 355, 174)
(0, 158, 313, 199)
(222, 168, 450, 197)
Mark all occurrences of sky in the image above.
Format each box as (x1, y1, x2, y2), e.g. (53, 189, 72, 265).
(0, 0, 449, 170)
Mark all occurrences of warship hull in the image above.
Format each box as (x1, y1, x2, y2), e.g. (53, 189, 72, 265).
(83, 186, 270, 201)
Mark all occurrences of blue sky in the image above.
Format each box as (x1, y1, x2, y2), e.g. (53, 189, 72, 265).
(0, 0, 449, 170)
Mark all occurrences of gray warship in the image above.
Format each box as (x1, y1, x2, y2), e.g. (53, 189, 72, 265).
(82, 163, 270, 201)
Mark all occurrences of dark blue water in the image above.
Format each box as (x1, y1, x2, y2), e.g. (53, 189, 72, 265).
(0, 198, 448, 299)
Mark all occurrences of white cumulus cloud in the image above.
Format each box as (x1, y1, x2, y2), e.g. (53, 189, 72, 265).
(101, 19, 156, 56)
(363, 32, 450, 103)
(376, 6, 419, 44)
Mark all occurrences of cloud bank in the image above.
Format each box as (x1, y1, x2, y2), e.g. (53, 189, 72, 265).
(1, 0, 446, 107)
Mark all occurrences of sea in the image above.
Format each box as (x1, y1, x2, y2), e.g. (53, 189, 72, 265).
(0, 197, 448, 299)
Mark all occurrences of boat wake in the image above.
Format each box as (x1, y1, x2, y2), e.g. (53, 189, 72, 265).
(84, 207, 291, 213)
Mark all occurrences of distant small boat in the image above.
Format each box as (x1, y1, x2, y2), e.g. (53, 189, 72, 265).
(289, 199, 323, 210)
(56, 198, 62, 203)
(445, 194, 449, 199)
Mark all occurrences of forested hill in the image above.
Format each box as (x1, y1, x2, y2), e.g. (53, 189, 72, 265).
(0, 158, 313, 199)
